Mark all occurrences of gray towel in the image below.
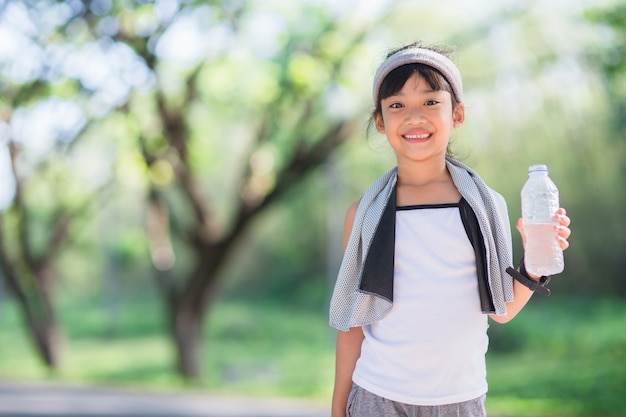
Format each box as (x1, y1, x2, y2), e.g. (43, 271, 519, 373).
(329, 157, 514, 331)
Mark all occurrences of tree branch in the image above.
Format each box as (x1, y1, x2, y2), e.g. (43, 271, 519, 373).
(7, 142, 36, 269)
(233, 119, 355, 240)
(39, 189, 107, 271)
(0, 216, 28, 305)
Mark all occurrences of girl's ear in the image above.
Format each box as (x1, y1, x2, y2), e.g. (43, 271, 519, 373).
(453, 103, 465, 128)
(374, 112, 385, 133)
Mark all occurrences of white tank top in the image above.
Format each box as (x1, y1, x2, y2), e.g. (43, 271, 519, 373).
(352, 202, 489, 406)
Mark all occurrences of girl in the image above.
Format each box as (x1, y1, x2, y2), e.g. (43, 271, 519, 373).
(329, 42, 571, 417)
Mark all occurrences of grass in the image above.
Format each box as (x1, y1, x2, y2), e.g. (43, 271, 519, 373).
(0, 294, 624, 416)
(0, 294, 336, 397)
(486, 297, 626, 416)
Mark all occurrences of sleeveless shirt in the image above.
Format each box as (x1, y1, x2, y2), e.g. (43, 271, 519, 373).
(351, 201, 489, 405)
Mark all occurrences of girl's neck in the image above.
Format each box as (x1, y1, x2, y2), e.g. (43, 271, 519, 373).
(395, 158, 460, 206)
(396, 157, 449, 187)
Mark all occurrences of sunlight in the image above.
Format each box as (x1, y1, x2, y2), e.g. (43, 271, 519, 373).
(11, 98, 86, 157)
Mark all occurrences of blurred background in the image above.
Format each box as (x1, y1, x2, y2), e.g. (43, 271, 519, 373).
(0, 0, 625, 416)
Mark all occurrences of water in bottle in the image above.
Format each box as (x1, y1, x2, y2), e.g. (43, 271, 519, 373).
(521, 164, 564, 276)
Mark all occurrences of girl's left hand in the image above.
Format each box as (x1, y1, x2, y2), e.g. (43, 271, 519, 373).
(516, 208, 572, 251)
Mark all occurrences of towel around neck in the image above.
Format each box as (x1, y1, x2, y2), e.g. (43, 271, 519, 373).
(329, 157, 514, 331)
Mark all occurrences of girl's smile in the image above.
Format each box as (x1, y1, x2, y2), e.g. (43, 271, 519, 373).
(401, 128, 432, 143)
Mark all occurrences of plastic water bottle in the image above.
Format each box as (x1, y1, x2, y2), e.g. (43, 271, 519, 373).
(521, 164, 564, 276)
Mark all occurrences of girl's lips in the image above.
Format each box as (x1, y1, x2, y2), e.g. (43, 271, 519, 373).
(402, 130, 431, 142)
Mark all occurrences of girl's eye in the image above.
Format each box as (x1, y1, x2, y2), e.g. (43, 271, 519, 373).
(389, 102, 404, 109)
(425, 100, 439, 106)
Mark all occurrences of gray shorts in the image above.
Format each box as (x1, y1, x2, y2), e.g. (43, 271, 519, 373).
(346, 383, 487, 417)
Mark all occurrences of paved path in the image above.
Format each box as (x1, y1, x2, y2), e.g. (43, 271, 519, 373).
(0, 381, 330, 417)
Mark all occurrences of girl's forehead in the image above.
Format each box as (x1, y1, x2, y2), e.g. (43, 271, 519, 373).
(392, 73, 449, 96)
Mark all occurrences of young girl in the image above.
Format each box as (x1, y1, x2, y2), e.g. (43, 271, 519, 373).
(329, 42, 571, 417)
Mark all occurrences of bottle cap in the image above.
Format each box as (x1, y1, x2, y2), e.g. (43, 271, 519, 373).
(528, 164, 548, 174)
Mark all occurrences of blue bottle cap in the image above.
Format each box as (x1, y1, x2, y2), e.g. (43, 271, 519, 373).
(528, 164, 548, 173)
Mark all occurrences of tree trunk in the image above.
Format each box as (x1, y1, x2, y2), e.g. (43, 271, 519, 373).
(22, 304, 62, 370)
(0, 243, 62, 371)
(32, 266, 62, 370)
(170, 300, 203, 380)
(16, 269, 62, 371)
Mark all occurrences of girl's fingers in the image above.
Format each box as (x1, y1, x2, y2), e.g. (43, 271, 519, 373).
(555, 209, 571, 227)
(557, 225, 571, 240)
(555, 208, 571, 250)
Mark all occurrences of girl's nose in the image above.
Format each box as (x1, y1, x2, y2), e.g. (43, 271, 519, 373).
(405, 106, 425, 123)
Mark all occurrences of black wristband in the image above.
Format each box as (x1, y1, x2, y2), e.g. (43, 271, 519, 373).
(519, 256, 551, 287)
(506, 257, 551, 296)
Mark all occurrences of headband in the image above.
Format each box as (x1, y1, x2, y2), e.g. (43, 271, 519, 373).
(372, 47, 463, 105)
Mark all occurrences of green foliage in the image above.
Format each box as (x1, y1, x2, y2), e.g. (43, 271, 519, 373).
(585, 5, 626, 86)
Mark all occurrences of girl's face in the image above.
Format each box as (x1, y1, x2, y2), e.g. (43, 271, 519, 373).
(374, 73, 464, 166)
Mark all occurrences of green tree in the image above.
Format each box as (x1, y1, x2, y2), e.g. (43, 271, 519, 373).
(129, 3, 374, 379)
(567, 3, 626, 295)
(0, 0, 386, 379)
(0, 16, 110, 368)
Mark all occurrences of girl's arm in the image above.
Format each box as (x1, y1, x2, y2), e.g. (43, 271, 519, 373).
(490, 208, 571, 324)
(489, 278, 535, 324)
(331, 201, 363, 417)
(331, 327, 365, 417)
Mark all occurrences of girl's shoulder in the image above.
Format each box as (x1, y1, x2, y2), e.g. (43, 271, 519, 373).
(342, 199, 360, 249)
